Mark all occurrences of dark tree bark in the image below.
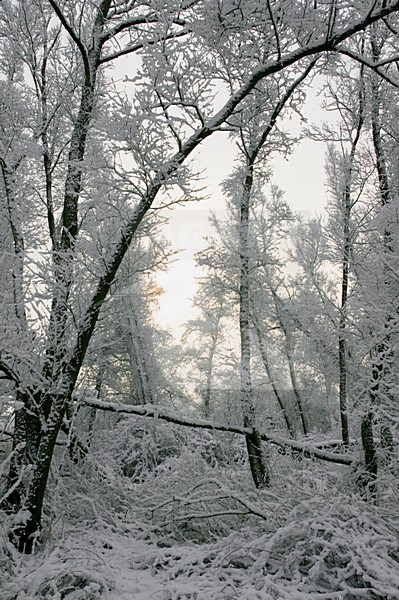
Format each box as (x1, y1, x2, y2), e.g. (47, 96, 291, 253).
(278, 307, 309, 435)
(236, 62, 317, 485)
(360, 409, 377, 501)
(338, 67, 364, 447)
(360, 30, 396, 480)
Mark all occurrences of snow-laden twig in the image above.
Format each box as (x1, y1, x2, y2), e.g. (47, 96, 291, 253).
(0, 442, 28, 506)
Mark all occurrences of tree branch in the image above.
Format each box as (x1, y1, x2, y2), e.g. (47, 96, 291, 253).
(47, 0, 91, 83)
(266, 0, 281, 61)
(99, 28, 189, 64)
(336, 46, 399, 87)
(99, 13, 157, 43)
(0, 361, 18, 382)
(251, 58, 318, 164)
(83, 398, 354, 466)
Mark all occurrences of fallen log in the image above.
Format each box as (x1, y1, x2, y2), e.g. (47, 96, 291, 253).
(83, 398, 354, 466)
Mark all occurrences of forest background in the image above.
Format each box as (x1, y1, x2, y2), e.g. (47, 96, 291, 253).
(1, 1, 399, 598)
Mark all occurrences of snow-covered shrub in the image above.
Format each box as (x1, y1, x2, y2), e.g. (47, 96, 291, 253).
(119, 494, 399, 599)
(93, 417, 246, 483)
(3, 411, 399, 600)
(94, 419, 251, 543)
(92, 418, 185, 482)
(233, 497, 399, 598)
(1, 537, 112, 600)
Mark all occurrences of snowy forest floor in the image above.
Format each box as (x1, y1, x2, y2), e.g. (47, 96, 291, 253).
(2, 421, 399, 599)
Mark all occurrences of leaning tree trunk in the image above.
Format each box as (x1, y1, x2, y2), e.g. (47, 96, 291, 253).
(270, 289, 308, 436)
(282, 325, 308, 435)
(124, 308, 154, 405)
(11, 0, 113, 551)
(251, 310, 296, 438)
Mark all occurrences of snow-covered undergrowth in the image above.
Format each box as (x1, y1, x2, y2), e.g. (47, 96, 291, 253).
(1, 420, 399, 599)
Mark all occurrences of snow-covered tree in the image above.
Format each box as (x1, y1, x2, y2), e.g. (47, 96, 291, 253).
(0, 0, 398, 551)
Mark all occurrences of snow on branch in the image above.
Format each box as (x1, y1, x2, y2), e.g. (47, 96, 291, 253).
(47, 0, 90, 81)
(0, 358, 19, 383)
(83, 398, 354, 466)
(83, 397, 251, 435)
(258, 433, 353, 466)
(337, 47, 399, 87)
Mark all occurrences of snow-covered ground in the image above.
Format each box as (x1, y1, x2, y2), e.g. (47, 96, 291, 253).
(2, 426, 399, 599)
(3, 489, 399, 599)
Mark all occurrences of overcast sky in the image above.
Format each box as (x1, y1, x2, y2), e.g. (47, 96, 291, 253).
(154, 127, 328, 334)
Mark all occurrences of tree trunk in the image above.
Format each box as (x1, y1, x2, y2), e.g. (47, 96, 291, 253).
(84, 396, 355, 466)
(203, 340, 217, 418)
(338, 64, 365, 446)
(13, 394, 67, 553)
(239, 165, 269, 488)
(359, 354, 384, 503)
(3, 404, 26, 512)
(9, 2, 114, 551)
(245, 429, 269, 489)
(252, 310, 295, 437)
(271, 291, 308, 436)
(3, 390, 42, 513)
(125, 309, 154, 405)
(368, 33, 394, 464)
(360, 410, 377, 501)
(338, 196, 350, 447)
(283, 330, 308, 435)
(86, 365, 103, 448)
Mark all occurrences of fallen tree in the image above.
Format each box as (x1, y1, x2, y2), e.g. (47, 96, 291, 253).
(83, 398, 354, 467)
